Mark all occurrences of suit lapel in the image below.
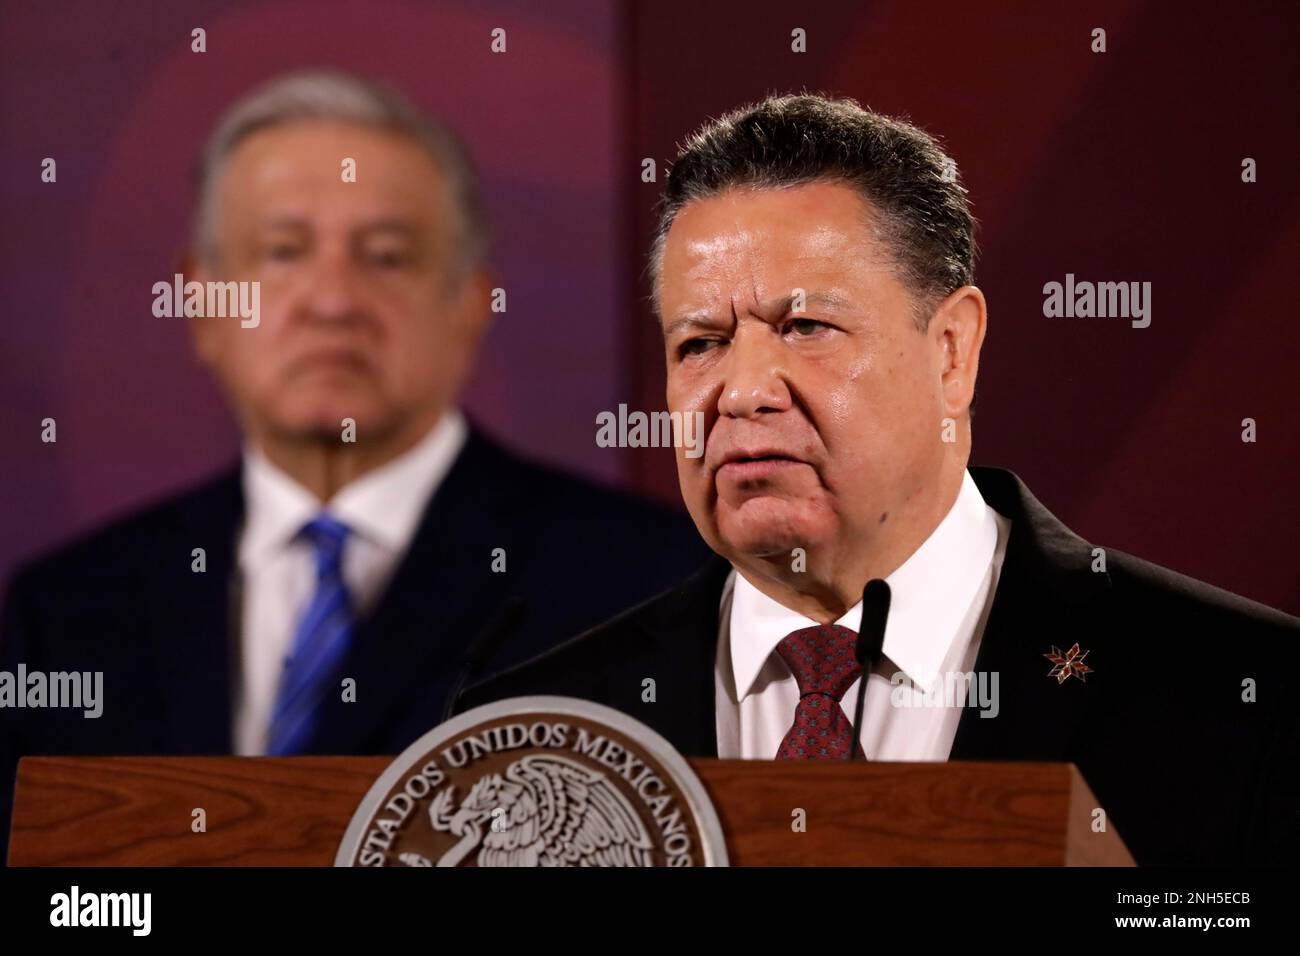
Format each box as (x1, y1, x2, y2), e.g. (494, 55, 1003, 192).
(308, 429, 519, 753)
(628, 556, 732, 759)
(948, 468, 1111, 761)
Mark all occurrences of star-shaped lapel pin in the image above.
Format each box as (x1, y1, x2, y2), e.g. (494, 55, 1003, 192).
(1044, 643, 1093, 684)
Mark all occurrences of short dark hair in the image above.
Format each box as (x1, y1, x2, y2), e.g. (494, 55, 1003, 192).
(649, 93, 977, 329)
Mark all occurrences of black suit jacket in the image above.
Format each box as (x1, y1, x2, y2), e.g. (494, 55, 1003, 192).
(0, 425, 709, 857)
(457, 466, 1300, 866)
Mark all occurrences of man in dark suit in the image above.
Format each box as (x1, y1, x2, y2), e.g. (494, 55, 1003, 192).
(0, 71, 706, 857)
(457, 94, 1299, 866)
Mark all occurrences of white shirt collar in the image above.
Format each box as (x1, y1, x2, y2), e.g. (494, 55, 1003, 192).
(239, 409, 468, 565)
(728, 468, 999, 699)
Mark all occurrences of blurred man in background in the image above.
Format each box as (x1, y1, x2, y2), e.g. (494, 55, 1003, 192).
(0, 70, 706, 856)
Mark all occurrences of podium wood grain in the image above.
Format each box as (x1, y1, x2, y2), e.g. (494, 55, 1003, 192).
(8, 756, 1132, 866)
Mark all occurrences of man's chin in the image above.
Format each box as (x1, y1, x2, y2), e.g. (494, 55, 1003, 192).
(713, 503, 828, 562)
(267, 408, 395, 446)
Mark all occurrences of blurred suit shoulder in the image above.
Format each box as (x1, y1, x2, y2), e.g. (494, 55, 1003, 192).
(2, 467, 242, 642)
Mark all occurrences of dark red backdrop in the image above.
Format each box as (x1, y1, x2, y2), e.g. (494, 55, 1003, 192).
(624, 0, 1300, 615)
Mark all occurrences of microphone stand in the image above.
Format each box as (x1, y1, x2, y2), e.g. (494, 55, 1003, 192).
(849, 579, 891, 760)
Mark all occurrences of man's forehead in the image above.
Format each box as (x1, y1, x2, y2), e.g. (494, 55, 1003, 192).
(661, 205, 892, 319)
(226, 119, 440, 170)
(668, 181, 875, 242)
(217, 121, 449, 215)
(213, 133, 452, 239)
(661, 185, 884, 288)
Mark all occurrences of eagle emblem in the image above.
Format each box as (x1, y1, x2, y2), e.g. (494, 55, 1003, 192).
(422, 753, 654, 867)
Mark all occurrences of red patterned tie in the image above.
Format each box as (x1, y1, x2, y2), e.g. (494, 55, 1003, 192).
(774, 624, 865, 760)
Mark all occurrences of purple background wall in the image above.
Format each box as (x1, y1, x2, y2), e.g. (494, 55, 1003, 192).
(3, 0, 1298, 615)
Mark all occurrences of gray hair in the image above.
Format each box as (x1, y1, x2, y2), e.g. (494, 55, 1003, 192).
(192, 69, 490, 277)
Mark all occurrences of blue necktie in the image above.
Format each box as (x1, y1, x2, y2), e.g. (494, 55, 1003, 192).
(266, 515, 355, 755)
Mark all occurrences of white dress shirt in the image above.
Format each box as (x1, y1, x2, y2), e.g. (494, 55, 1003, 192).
(715, 468, 1012, 761)
(233, 410, 468, 755)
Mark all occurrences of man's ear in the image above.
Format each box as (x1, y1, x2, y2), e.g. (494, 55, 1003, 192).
(450, 267, 495, 345)
(931, 285, 987, 420)
(180, 249, 219, 367)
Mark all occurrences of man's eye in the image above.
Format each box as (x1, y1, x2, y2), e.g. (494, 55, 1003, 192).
(266, 244, 303, 262)
(787, 317, 826, 336)
(366, 249, 410, 269)
(679, 337, 721, 358)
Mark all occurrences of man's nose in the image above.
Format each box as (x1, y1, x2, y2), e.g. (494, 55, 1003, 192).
(716, 329, 792, 419)
(298, 250, 367, 326)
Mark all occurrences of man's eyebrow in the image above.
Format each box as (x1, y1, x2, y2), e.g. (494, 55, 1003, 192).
(765, 289, 853, 314)
(662, 291, 853, 335)
(662, 313, 729, 337)
(255, 218, 422, 237)
(354, 219, 422, 237)
(259, 216, 310, 231)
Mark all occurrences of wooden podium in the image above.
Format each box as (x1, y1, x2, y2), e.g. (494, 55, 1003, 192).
(7, 755, 1133, 866)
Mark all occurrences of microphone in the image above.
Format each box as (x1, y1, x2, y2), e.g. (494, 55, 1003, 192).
(440, 596, 527, 724)
(848, 579, 891, 761)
